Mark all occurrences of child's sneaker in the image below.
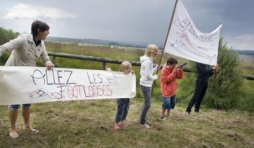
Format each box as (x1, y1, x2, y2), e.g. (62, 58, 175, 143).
(140, 124, 150, 129)
(114, 124, 121, 130)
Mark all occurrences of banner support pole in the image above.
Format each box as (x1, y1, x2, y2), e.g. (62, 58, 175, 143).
(151, 0, 179, 94)
(157, 0, 179, 69)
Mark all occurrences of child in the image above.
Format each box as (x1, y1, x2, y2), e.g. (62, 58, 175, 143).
(160, 57, 183, 120)
(139, 44, 159, 128)
(111, 61, 134, 130)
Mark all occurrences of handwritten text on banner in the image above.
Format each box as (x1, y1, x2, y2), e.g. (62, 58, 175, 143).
(0, 66, 136, 105)
(165, 0, 223, 65)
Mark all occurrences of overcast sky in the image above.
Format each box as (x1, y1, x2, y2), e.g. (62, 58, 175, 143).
(0, 0, 253, 50)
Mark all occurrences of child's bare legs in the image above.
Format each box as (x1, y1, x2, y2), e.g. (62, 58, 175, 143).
(9, 109, 19, 138)
(166, 109, 170, 117)
(161, 109, 166, 118)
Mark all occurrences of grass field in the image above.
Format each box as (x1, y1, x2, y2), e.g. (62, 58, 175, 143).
(0, 99, 254, 148)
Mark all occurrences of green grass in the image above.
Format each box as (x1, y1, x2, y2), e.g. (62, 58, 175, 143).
(1, 99, 254, 147)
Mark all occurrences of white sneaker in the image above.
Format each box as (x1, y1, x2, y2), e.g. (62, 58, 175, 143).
(140, 124, 150, 128)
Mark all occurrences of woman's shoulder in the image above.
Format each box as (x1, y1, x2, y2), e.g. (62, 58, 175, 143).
(14, 34, 31, 43)
(18, 34, 30, 38)
(7, 34, 28, 45)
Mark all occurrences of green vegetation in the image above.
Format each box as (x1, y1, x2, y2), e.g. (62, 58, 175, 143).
(0, 27, 18, 64)
(205, 38, 243, 109)
(0, 27, 254, 147)
(1, 99, 254, 147)
(0, 27, 19, 44)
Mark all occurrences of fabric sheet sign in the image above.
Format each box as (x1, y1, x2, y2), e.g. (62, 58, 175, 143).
(165, 0, 223, 65)
(0, 66, 136, 105)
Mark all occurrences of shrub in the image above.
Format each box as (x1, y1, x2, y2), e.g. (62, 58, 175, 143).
(204, 38, 243, 109)
(0, 27, 19, 64)
(0, 27, 19, 44)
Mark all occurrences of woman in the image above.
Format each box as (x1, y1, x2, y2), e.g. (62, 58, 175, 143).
(0, 20, 54, 138)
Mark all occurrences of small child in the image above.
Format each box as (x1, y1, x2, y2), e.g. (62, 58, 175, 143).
(108, 61, 134, 130)
(160, 57, 184, 120)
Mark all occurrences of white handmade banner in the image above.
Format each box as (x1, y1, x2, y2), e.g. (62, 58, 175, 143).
(165, 0, 223, 65)
(0, 66, 136, 105)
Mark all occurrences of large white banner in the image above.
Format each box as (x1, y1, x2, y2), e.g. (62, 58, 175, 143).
(0, 66, 136, 105)
(165, 0, 223, 65)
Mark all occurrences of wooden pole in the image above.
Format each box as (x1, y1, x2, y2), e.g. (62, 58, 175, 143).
(151, 0, 179, 94)
(157, 0, 179, 69)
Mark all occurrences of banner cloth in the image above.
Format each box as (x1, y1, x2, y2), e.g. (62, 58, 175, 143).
(165, 0, 223, 65)
(0, 66, 136, 105)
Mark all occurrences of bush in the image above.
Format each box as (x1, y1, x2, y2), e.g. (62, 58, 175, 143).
(0, 27, 19, 44)
(204, 38, 243, 109)
(0, 52, 10, 65)
(0, 27, 19, 64)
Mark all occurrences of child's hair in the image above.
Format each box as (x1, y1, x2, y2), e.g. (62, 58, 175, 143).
(119, 61, 132, 72)
(144, 44, 158, 58)
(166, 57, 178, 65)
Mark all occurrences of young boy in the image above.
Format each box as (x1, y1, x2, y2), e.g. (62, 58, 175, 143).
(160, 57, 184, 119)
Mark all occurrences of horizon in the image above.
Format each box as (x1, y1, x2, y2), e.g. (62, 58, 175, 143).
(46, 35, 254, 51)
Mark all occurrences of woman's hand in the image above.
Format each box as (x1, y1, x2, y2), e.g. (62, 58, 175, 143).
(46, 61, 54, 70)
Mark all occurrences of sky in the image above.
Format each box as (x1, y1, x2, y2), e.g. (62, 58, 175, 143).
(0, 0, 253, 50)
